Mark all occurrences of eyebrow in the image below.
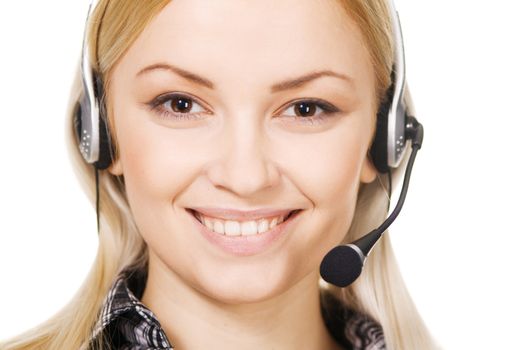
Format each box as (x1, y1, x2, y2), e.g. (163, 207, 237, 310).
(136, 63, 354, 93)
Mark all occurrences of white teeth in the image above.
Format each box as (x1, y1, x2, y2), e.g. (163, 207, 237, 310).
(224, 221, 241, 236)
(194, 211, 293, 236)
(241, 221, 258, 236)
(257, 219, 269, 233)
(270, 217, 278, 229)
(213, 220, 225, 234)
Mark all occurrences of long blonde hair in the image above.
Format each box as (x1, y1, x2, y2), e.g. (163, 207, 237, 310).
(0, 1, 436, 349)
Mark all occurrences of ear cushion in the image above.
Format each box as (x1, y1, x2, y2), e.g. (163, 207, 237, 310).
(95, 114, 113, 170)
(73, 101, 83, 146)
(93, 75, 114, 170)
(73, 92, 95, 163)
(74, 73, 114, 170)
(369, 83, 395, 174)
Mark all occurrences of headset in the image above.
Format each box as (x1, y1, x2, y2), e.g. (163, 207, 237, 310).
(74, 0, 112, 170)
(74, 0, 424, 287)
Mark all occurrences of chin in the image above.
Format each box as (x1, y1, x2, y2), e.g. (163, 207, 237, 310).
(203, 283, 287, 305)
(190, 261, 298, 305)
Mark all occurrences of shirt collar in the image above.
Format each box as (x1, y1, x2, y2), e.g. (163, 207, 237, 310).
(89, 265, 172, 349)
(89, 265, 385, 350)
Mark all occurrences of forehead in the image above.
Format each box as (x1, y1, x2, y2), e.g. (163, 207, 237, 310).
(116, 0, 373, 91)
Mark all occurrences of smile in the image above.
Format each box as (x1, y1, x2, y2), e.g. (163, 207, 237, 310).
(190, 209, 300, 237)
(186, 208, 302, 256)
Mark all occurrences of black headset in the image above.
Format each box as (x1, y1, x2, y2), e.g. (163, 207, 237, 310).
(74, 0, 424, 287)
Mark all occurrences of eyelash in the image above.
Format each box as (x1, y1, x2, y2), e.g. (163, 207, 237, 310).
(147, 92, 340, 125)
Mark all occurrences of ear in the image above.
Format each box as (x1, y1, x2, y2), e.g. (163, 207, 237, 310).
(108, 157, 123, 176)
(360, 155, 377, 184)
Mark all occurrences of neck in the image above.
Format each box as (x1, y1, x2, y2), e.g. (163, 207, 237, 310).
(141, 253, 343, 350)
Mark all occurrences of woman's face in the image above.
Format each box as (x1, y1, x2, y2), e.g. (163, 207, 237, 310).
(108, 0, 377, 302)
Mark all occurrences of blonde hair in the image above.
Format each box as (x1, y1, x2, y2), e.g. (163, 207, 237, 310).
(0, 1, 436, 349)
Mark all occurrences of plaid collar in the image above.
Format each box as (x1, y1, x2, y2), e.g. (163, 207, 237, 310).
(88, 265, 172, 349)
(88, 265, 385, 350)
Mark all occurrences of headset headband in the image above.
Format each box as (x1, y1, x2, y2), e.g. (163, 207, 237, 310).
(77, 0, 101, 164)
(386, 0, 409, 168)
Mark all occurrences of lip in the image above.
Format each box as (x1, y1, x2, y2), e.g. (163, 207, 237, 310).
(186, 208, 302, 257)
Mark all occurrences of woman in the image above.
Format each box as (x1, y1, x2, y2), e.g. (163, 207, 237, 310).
(0, 0, 436, 349)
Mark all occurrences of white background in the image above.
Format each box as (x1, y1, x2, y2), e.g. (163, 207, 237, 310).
(0, 1, 524, 349)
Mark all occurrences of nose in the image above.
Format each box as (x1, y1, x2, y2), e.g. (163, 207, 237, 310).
(206, 112, 280, 197)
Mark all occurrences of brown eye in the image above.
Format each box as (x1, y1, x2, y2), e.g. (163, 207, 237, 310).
(171, 97, 193, 113)
(281, 99, 339, 120)
(294, 102, 317, 117)
(150, 93, 208, 121)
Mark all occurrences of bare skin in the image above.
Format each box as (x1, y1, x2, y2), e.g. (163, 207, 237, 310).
(108, 0, 377, 349)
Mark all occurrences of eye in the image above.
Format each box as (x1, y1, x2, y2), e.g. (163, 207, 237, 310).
(148, 93, 209, 121)
(163, 95, 205, 114)
(279, 99, 340, 124)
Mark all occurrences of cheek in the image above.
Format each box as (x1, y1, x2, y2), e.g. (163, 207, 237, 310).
(114, 106, 200, 198)
(119, 130, 176, 203)
(281, 118, 370, 211)
(272, 116, 373, 268)
(306, 139, 363, 200)
(111, 103, 200, 245)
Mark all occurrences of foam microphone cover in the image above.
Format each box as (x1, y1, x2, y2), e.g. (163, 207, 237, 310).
(320, 245, 363, 287)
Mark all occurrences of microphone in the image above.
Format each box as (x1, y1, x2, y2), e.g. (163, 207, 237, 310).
(320, 116, 424, 287)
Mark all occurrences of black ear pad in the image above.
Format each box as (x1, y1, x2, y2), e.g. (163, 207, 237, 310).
(93, 74, 114, 170)
(74, 101, 83, 146)
(95, 112, 113, 170)
(369, 82, 395, 174)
